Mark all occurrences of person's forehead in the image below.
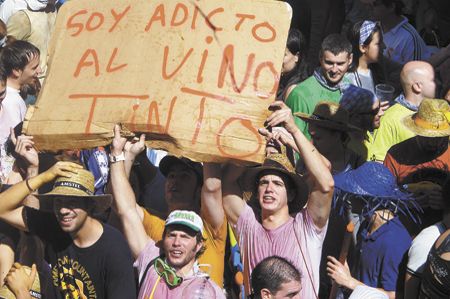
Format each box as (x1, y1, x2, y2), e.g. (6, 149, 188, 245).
(259, 172, 285, 182)
(322, 50, 350, 62)
(276, 280, 302, 295)
(165, 225, 197, 237)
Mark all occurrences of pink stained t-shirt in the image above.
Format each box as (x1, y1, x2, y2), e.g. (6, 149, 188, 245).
(134, 240, 225, 299)
(235, 204, 327, 299)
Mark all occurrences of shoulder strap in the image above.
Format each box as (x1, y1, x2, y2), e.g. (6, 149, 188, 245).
(138, 256, 159, 290)
(293, 218, 319, 299)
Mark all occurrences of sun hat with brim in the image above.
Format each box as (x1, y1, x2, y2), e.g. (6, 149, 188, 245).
(0, 266, 41, 299)
(402, 98, 450, 137)
(241, 153, 309, 214)
(36, 168, 112, 213)
(165, 210, 203, 233)
(294, 101, 362, 132)
(333, 162, 421, 222)
(159, 155, 203, 183)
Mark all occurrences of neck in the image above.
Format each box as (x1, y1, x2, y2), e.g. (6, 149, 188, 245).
(7, 78, 21, 90)
(174, 258, 196, 277)
(369, 210, 394, 234)
(404, 94, 422, 107)
(72, 217, 103, 248)
(358, 59, 369, 72)
(261, 207, 291, 230)
(381, 15, 403, 33)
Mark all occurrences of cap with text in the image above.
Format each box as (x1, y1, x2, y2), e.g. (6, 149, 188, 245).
(165, 210, 203, 233)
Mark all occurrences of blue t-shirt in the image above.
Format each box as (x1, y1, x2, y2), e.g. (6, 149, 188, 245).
(356, 217, 411, 292)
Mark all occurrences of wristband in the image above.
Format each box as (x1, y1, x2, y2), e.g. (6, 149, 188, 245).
(109, 152, 125, 163)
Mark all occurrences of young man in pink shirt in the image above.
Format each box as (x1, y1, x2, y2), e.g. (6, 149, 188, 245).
(222, 101, 334, 298)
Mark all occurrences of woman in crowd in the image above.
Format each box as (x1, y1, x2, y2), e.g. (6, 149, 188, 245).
(276, 28, 310, 101)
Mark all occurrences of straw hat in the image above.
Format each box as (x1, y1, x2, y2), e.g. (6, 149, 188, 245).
(0, 266, 41, 299)
(294, 101, 362, 132)
(402, 98, 450, 137)
(333, 162, 420, 222)
(241, 153, 309, 213)
(36, 168, 112, 213)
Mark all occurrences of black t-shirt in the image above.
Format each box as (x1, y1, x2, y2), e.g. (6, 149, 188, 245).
(24, 207, 136, 299)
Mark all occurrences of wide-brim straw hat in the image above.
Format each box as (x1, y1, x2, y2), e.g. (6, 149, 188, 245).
(333, 162, 420, 222)
(294, 101, 362, 132)
(0, 266, 41, 299)
(36, 168, 112, 213)
(240, 153, 309, 214)
(402, 98, 450, 137)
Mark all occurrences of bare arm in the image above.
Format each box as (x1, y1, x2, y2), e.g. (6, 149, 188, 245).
(0, 162, 81, 231)
(327, 256, 395, 299)
(110, 124, 150, 258)
(222, 163, 246, 226)
(200, 163, 224, 233)
(266, 101, 334, 228)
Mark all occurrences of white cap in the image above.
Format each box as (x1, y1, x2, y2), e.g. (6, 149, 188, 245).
(165, 210, 203, 232)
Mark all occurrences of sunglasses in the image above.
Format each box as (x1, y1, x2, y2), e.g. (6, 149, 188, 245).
(154, 257, 183, 288)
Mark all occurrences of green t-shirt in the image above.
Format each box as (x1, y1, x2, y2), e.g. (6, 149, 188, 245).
(286, 75, 345, 140)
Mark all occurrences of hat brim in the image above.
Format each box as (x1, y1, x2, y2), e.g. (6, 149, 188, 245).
(36, 193, 112, 213)
(402, 116, 450, 137)
(241, 166, 308, 213)
(159, 156, 203, 180)
(294, 112, 362, 132)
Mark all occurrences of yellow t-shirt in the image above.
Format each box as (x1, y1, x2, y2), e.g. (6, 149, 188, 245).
(142, 209, 227, 287)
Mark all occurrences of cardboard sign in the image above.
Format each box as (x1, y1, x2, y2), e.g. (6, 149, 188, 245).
(23, 0, 292, 163)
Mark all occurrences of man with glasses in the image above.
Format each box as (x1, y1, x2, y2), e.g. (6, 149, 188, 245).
(131, 209, 225, 298)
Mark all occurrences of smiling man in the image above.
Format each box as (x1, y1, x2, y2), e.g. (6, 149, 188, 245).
(286, 33, 353, 140)
(0, 161, 136, 298)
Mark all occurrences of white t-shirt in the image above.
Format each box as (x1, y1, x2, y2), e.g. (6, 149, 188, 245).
(407, 222, 446, 276)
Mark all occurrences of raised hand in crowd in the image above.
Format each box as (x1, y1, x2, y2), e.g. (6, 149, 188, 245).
(4, 263, 36, 299)
(10, 129, 39, 179)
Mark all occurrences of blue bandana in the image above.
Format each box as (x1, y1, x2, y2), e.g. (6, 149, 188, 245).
(395, 93, 419, 111)
(313, 68, 348, 92)
(359, 20, 377, 45)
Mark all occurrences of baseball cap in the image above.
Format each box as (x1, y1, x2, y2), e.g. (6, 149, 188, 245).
(165, 210, 203, 232)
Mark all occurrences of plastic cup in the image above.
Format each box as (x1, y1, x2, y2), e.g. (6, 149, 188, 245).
(375, 84, 395, 105)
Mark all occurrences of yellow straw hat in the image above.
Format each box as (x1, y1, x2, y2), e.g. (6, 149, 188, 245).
(36, 168, 112, 213)
(402, 98, 450, 137)
(0, 266, 41, 299)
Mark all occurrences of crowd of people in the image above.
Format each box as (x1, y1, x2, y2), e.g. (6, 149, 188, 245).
(0, 0, 449, 298)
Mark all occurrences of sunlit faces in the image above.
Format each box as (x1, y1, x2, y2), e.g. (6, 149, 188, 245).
(162, 225, 202, 270)
(17, 54, 41, 86)
(165, 164, 200, 210)
(320, 51, 352, 86)
(53, 197, 90, 234)
(361, 31, 382, 64)
(281, 48, 298, 74)
(257, 172, 291, 214)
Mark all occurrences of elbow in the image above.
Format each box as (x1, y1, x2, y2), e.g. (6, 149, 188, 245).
(319, 179, 334, 194)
